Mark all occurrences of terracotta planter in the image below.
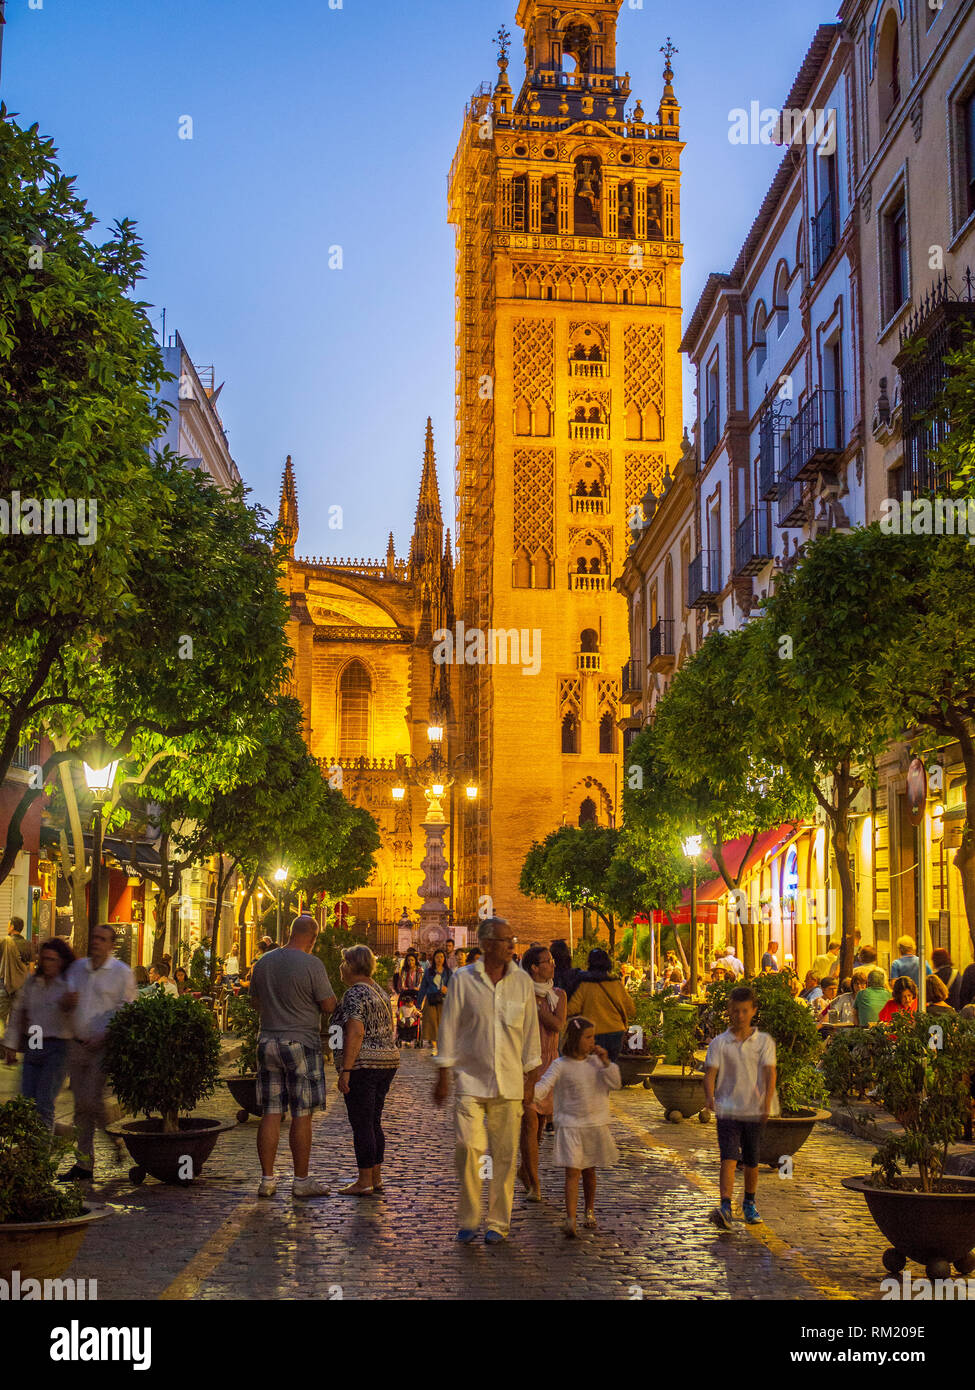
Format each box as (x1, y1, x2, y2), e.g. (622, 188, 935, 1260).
(842, 1175, 975, 1277)
(223, 1075, 261, 1123)
(107, 1117, 235, 1185)
(0, 1206, 110, 1283)
(646, 1066, 706, 1119)
(617, 1054, 659, 1088)
(758, 1109, 832, 1168)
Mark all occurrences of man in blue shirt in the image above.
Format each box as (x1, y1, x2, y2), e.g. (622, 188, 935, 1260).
(890, 936, 932, 991)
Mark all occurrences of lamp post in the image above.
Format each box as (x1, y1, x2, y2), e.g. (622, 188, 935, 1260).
(274, 866, 288, 943)
(83, 758, 119, 955)
(682, 834, 703, 996)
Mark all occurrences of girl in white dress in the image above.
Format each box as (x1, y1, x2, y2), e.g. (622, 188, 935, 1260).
(533, 1015, 620, 1237)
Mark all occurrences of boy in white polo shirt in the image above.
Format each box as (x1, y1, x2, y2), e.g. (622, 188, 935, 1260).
(703, 985, 777, 1229)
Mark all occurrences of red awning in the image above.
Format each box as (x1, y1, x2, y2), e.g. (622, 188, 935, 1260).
(681, 824, 799, 908)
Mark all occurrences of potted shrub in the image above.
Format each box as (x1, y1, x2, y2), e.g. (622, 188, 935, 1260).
(618, 993, 662, 1088)
(748, 973, 830, 1167)
(0, 1096, 109, 1281)
(224, 991, 261, 1123)
(104, 990, 232, 1184)
(841, 1012, 975, 1279)
(645, 997, 708, 1121)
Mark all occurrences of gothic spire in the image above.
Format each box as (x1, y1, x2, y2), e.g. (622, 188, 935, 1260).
(410, 419, 444, 586)
(415, 418, 443, 529)
(278, 455, 298, 558)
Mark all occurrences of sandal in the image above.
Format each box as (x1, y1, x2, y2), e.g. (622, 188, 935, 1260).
(584, 1209, 597, 1230)
(337, 1182, 374, 1196)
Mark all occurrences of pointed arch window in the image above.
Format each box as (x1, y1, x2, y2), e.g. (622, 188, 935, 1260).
(562, 712, 580, 755)
(339, 661, 371, 760)
(598, 713, 615, 755)
(579, 796, 597, 826)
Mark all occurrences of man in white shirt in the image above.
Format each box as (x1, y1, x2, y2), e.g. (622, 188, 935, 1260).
(149, 962, 179, 998)
(432, 916, 541, 1245)
(61, 924, 136, 1182)
(811, 941, 841, 982)
(723, 947, 745, 978)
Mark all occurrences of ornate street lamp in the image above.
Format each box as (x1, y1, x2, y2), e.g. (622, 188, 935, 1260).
(274, 866, 288, 943)
(682, 834, 703, 995)
(83, 757, 119, 949)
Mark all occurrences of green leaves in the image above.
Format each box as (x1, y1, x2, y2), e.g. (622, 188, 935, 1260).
(0, 1095, 85, 1223)
(104, 991, 222, 1130)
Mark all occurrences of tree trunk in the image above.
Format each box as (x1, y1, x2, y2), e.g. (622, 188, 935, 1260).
(208, 855, 238, 988)
(830, 765, 857, 983)
(711, 832, 759, 976)
(163, 1109, 179, 1136)
(946, 715, 975, 962)
(56, 758, 90, 957)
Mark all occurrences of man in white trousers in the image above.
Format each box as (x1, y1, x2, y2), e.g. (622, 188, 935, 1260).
(432, 916, 541, 1245)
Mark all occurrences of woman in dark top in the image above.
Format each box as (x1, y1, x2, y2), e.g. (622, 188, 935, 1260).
(393, 950, 423, 1002)
(417, 949, 451, 1055)
(550, 938, 580, 998)
(931, 949, 962, 1010)
(332, 944, 400, 1196)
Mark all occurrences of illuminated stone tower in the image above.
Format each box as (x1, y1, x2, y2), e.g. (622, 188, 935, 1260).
(448, 1, 685, 938)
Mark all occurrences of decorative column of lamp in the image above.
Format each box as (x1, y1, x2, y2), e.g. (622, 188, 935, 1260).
(682, 834, 702, 996)
(391, 721, 477, 954)
(274, 866, 288, 944)
(83, 756, 119, 953)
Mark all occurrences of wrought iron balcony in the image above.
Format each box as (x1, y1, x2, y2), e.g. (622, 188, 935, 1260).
(758, 403, 790, 500)
(812, 188, 836, 279)
(734, 505, 774, 576)
(649, 618, 675, 667)
(788, 388, 844, 481)
(620, 660, 642, 703)
(895, 267, 975, 500)
(702, 401, 720, 462)
(776, 448, 806, 528)
(687, 549, 721, 608)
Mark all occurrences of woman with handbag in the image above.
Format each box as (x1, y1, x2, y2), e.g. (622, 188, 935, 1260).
(1, 937, 76, 1130)
(566, 948, 635, 1064)
(519, 944, 567, 1202)
(332, 945, 401, 1196)
(417, 949, 451, 1056)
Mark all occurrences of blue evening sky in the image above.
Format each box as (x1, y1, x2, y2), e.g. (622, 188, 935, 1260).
(2, 0, 832, 558)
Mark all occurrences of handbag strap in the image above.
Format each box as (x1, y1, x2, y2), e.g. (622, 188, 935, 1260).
(597, 980, 630, 1030)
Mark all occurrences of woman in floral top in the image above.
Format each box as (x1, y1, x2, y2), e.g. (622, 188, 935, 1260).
(332, 945, 400, 1196)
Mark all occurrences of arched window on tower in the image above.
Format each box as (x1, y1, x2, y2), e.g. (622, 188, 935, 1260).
(562, 712, 580, 755)
(580, 628, 599, 653)
(579, 796, 597, 826)
(339, 660, 371, 760)
(878, 9, 901, 125)
(574, 156, 602, 236)
(599, 713, 615, 755)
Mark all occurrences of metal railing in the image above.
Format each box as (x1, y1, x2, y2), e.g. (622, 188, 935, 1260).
(734, 505, 773, 575)
(788, 388, 844, 479)
(687, 550, 720, 607)
(758, 404, 790, 500)
(649, 618, 675, 661)
(621, 660, 642, 699)
(812, 188, 836, 279)
(702, 402, 720, 461)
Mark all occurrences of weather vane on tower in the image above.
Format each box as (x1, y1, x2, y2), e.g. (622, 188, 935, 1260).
(495, 26, 511, 67)
(661, 37, 678, 77)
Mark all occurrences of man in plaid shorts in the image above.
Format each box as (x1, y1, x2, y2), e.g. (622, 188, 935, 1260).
(249, 914, 336, 1198)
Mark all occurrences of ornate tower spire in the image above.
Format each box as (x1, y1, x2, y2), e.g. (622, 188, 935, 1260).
(409, 419, 444, 586)
(657, 37, 680, 129)
(512, 0, 629, 123)
(278, 455, 298, 558)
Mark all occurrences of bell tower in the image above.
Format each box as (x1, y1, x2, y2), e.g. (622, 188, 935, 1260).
(449, 5, 685, 937)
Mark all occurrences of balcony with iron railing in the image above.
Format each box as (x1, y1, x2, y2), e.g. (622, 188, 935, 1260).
(649, 618, 675, 669)
(787, 388, 844, 482)
(570, 494, 607, 516)
(702, 402, 720, 462)
(776, 446, 806, 528)
(811, 188, 836, 279)
(758, 404, 790, 501)
(620, 660, 642, 704)
(734, 505, 774, 576)
(687, 550, 721, 608)
(895, 267, 975, 500)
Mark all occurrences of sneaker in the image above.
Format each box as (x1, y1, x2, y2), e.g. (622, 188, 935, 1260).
(292, 1176, 330, 1199)
(257, 1177, 277, 1198)
(59, 1165, 93, 1184)
(455, 1228, 479, 1245)
(709, 1205, 734, 1230)
(484, 1229, 507, 1245)
(742, 1201, 762, 1225)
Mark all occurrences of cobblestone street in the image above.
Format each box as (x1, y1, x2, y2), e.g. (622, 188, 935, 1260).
(68, 1050, 893, 1302)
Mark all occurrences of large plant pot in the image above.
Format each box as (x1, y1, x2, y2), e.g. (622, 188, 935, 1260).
(759, 1109, 831, 1168)
(842, 1175, 975, 1276)
(0, 1206, 110, 1283)
(618, 1054, 660, 1088)
(107, 1118, 235, 1185)
(223, 1074, 261, 1123)
(646, 1066, 706, 1119)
